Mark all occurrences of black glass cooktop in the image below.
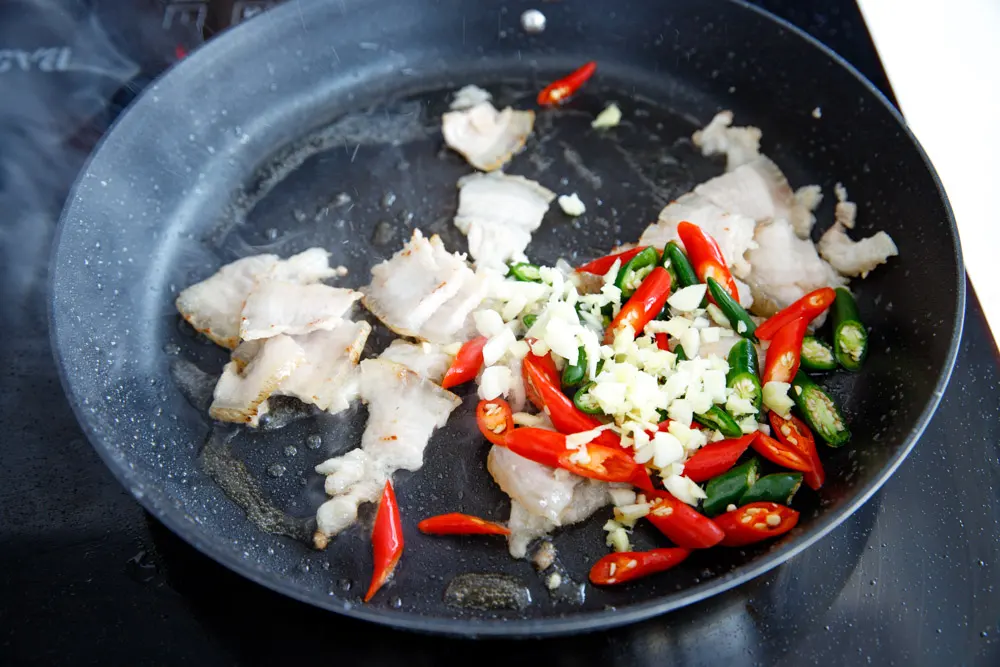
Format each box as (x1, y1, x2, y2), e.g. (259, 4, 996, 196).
(0, 1, 997, 664)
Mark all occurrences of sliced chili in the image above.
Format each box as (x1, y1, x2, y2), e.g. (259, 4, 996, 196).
(364, 480, 403, 602)
(418, 513, 510, 536)
(537, 61, 597, 106)
(676, 221, 739, 303)
(476, 398, 514, 447)
(577, 246, 650, 275)
(645, 491, 726, 549)
(750, 432, 813, 474)
(589, 548, 691, 585)
(755, 287, 836, 340)
(714, 502, 799, 547)
(441, 336, 488, 389)
(505, 427, 646, 486)
(605, 266, 672, 344)
(681, 433, 757, 483)
(769, 410, 825, 489)
(762, 316, 808, 384)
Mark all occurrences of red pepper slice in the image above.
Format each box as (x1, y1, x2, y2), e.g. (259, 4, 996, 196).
(521, 353, 621, 450)
(605, 266, 672, 344)
(755, 288, 836, 341)
(645, 491, 726, 549)
(505, 427, 647, 486)
(680, 433, 757, 483)
(714, 502, 799, 546)
(577, 246, 650, 275)
(364, 480, 403, 602)
(654, 332, 671, 351)
(762, 316, 808, 384)
(750, 432, 812, 473)
(589, 548, 691, 585)
(537, 61, 597, 107)
(441, 336, 488, 389)
(417, 513, 510, 536)
(476, 398, 514, 447)
(676, 221, 740, 304)
(769, 412, 825, 490)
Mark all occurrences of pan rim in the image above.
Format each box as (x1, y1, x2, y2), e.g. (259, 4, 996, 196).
(48, 0, 966, 637)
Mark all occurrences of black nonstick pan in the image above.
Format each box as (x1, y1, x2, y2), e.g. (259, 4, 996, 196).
(50, 0, 964, 636)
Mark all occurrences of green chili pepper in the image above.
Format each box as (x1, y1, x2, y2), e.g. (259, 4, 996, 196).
(726, 339, 762, 412)
(703, 458, 760, 517)
(508, 262, 543, 282)
(706, 277, 756, 340)
(740, 472, 803, 505)
(800, 336, 837, 371)
(694, 406, 743, 438)
(832, 287, 868, 371)
(791, 370, 851, 447)
(573, 382, 604, 415)
(674, 343, 688, 362)
(561, 346, 588, 388)
(615, 246, 660, 298)
(663, 241, 700, 289)
(522, 313, 538, 329)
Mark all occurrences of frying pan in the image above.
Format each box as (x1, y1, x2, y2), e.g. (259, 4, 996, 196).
(50, 0, 964, 636)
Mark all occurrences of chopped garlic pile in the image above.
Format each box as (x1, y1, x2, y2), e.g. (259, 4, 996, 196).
(468, 253, 760, 503)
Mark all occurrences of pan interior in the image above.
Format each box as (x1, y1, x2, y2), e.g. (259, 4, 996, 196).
(50, 0, 962, 635)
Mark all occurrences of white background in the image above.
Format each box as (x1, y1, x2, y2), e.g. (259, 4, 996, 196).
(858, 0, 1000, 340)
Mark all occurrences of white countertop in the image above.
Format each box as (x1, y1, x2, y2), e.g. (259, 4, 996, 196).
(858, 0, 1000, 339)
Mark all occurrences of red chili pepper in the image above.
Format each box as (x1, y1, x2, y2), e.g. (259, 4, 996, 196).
(762, 316, 808, 384)
(577, 246, 650, 275)
(714, 502, 799, 547)
(680, 433, 757, 483)
(769, 412, 825, 490)
(755, 288, 836, 340)
(645, 491, 726, 549)
(476, 398, 514, 447)
(605, 266, 672, 344)
(537, 61, 597, 107)
(364, 480, 403, 602)
(521, 353, 622, 450)
(676, 221, 739, 304)
(505, 427, 647, 486)
(654, 332, 671, 351)
(750, 432, 812, 473)
(417, 513, 510, 536)
(589, 548, 691, 585)
(441, 336, 488, 389)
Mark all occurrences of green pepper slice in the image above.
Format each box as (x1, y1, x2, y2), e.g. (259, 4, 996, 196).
(508, 262, 543, 282)
(694, 406, 743, 438)
(740, 472, 803, 505)
(726, 339, 762, 412)
(703, 458, 760, 517)
(831, 287, 868, 371)
(573, 382, 604, 415)
(614, 246, 660, 298)
(791, 370, 851, 447)
(561, 346, 588, 388)
(707, 277, 756, 340)
(800, 335, 837, 372)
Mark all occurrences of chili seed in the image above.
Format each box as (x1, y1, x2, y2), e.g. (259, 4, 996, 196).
(609, 563, 617, 576)
(766, 514, 782, 527)
(626, 560, 638, 570)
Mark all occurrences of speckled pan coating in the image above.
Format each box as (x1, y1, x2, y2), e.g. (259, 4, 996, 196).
(50, 0, 963, 636)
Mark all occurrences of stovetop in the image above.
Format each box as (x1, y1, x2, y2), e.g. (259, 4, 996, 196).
(0, 1, 997, 664)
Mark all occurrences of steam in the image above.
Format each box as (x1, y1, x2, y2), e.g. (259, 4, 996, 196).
(0, 0, 141, 327)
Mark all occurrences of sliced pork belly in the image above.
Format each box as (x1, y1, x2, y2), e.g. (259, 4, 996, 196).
(312, 360, 460, 545)
(176, 249, 337, 349)
(208, 334, 305, 425)
(694, 156, 817, 238)
(276, 321, 371, 413)
(362, 230, 484, 344)
(744, 218, 846, 316)
(692, 110, 762, 171)
(378, 340, 452, 384)
(640, 193, 758, 278)
(442, 101, 534, 172)
(488, 445, 610, 558)
(818, 224, 899, 278)
(453, 172, 555, 268)
(239, 281, 362, 340)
